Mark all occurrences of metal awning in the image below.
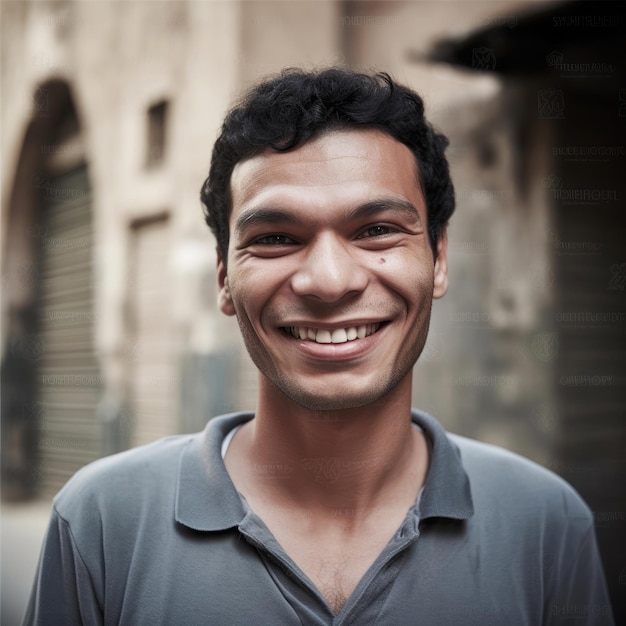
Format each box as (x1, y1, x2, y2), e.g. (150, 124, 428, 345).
(420, 0, 625, 76)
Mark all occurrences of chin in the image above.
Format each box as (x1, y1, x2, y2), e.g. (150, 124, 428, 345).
(289, 393, 373, 412)
(277, 377, 401, 413)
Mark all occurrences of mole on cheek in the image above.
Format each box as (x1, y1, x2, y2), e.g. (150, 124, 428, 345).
(379, 257, 386, 264)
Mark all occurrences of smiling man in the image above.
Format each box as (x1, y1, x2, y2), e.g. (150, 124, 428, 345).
(25, 68, 613, 625)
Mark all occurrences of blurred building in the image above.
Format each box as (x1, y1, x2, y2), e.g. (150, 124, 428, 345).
(1, 0, 624, 618)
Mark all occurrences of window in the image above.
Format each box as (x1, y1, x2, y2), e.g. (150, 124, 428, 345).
(145, 100, 168, 168)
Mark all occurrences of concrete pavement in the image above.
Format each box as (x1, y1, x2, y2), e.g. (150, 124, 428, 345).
(1, 499, 52, 626)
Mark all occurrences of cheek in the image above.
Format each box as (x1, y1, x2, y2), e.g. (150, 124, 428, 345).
(229, 265, 286, 319)
(381, 253, 433, 299)
(226, 271, 255, 316)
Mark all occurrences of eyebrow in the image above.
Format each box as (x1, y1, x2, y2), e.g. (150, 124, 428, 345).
(234, 197, 423, 233)
(345, 198, 422, 225)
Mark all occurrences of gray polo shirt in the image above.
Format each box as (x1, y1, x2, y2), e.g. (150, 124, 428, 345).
(24, 410, 614, 625)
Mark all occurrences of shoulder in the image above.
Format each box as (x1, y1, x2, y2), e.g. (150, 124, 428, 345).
(53, 433, 196, 525)
(51, 411, 252, 531)
(449, 433, 593, 527)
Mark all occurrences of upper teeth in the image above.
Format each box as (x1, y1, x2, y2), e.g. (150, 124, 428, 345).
(286, 324, 381, 344)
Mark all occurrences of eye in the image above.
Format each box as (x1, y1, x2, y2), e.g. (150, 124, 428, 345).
(253, 234, 297, 246)
(357, 224, 396, 239)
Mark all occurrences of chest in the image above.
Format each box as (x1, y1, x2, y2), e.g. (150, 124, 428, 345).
(285, 534, 383, 612)
(252, 505, 407, 614)
(102, 517, 542, 625)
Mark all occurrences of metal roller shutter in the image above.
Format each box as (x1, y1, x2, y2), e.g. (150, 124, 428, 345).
(36, 163, 102, 496)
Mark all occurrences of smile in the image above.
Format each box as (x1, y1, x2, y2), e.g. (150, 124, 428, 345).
(282, 323, 383, 344)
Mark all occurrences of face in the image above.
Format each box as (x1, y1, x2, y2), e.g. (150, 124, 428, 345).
(218, 128, 448, 411)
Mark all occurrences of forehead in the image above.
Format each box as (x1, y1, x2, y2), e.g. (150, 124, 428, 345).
(229, 129, 424, 221)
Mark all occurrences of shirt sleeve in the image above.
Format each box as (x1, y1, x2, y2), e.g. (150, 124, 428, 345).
(545, 523, 615, 626)
(22, 506, 103, 626)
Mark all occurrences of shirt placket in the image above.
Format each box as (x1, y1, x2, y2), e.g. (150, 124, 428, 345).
(238, 506, 422, 626)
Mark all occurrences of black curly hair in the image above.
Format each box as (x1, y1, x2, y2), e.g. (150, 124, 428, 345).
(201, 67, 455, 264)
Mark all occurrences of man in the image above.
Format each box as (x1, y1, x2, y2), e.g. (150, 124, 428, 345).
(25, 68, 613, 625)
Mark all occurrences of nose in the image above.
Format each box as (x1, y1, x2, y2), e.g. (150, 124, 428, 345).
(290, 233, 369, 302)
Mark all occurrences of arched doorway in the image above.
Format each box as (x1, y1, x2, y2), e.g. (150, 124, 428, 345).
(1, 80, 102, 499)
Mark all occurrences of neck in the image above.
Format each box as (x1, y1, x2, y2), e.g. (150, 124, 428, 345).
(236, 374, 425, 517)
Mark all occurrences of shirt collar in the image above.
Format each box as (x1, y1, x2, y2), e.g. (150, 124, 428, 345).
(175, 409, 474, 532)
(410, 409, 474, 520)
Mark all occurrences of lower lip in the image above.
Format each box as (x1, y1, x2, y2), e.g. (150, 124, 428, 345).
(280, 325, 387, 361)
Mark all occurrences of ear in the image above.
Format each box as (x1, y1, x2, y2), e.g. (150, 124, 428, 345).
(217, 248, 236, 316)
(433, 229, 449, 300)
